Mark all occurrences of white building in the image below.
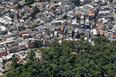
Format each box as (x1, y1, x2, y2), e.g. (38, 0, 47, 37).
(92, 29, 97, 36)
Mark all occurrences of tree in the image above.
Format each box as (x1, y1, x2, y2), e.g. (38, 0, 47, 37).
(11, 57, 19, 68)
(10, 14, 14, 18)
(111, 17, 114, 21)
(73, 0, 80, 6)
(5, 37, 116, 77)
(33, 6, 40, 14)
(30, 6, 40, 19)
(51, 7, 56, 10)
(34, 42, 42, 48)
(46, 31, 50, 35)
(22, 12, 25, 15)
(23, 0, 34, 7)
(29, 25, 36, 29)
(63, 15, 68, 19)
(76, 33, 80, 38)
(30, 12, 35, 19)
(17, 4, 22, 9)
(57, 22, 61, 25)
(27, 50, 35, 61)
(21, 26, 26, 31)
(28, 4, 32, 8)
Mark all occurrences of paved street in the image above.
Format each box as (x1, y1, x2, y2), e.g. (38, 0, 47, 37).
(106, 0, 116, 22)
(0, 37, 10, 55)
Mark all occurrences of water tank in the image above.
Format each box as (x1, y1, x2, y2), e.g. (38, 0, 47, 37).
(54, 31, 57, 36)
(81, 15, 84, 20)
(85, 19, 89, 23)
(85, 19, 90, 26)
(81, 20, 84, 24)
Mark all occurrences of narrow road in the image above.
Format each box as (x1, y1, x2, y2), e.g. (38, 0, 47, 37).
(0, 37, 10, 55)
(106, 0, 116, 22)
(21, 37, 30, 52)
(14, 21, 30, 52)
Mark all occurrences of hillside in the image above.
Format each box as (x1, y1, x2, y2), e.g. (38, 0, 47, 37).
(5, 37, 116, 77)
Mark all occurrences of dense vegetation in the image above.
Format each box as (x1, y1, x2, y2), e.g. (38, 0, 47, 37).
(73, 0, 80, 6)
(31, 6, 40, 19)
(17, 0, 34, 9)
(5, 37, 116, 77)
(24, 0, 34, 5)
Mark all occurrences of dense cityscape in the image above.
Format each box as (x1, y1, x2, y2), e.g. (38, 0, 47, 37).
(0, 0, 116, 76)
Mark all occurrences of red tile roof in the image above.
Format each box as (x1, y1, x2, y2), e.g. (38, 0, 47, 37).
(0, 52, 6, 57)
(88, 13, 94, 16)
(13, 5, 17, 9)
(60, 34, 63, 38)
(60, 25, 64, 31)
(35, 0, 40, 1)
(53, 3, 56, 7)
(19, 30, 28, 35)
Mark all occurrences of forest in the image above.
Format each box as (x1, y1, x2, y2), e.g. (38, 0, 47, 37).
(5, 37, 116, 77)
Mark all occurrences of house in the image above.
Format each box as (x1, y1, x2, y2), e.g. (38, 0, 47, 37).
(18, 41, 27, 51)
(92, 29, 97, 36)
(68, 28, 73, 37)
(99, 29, 103, 36)
(23, 6, 33, 13)
(27, 39, 35, 48)
(60, 25, 64, 31)
(4, 16, 12, 24)
(113, 32, 116, 38)
(80, 0, 91, 4)
(0, 18, 8, 25)
(19, 30, 28, 36)
(14, 20, 21, 30)
(8, 42, 18, 48)
(5, 53, 14, 60)
(5, 38, 15, 46)
(88, 13, 95, 20)
(54, 31, 58, 37)
(80, 20, 84, 28)
(84, 30, 90, 38)
(9, 46, 19, 52)
(0, 48, 6, 57)
(85, 18, 90, 29)
(0, 26, 7, 34)
(13, 0, 21, 4)
(27, 39, 34, 47)
(18, 1, 25, 6)
(100, 5, 109, 11)
(43, 34, 50, 40)
(22, 34, 32, 39)
(0, 42, 4, 48)
(99, 11, 110, 15)
(7, 25, 17, 32)
(0, 62, 4, 73)
(12, 5, 17, 9)
(5, 37, 15, 44)
(59, 34, 63, 38)
(98, 18, 108, 24)
(71, 19, 79, 27)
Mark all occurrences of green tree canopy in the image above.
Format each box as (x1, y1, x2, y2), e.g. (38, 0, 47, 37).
(27, 50, 35, 61)
(17, 4, 22, 9)
(73, 0, 80, 6)
(11, 57, 19, 68)
(5, 37, 116, 77)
